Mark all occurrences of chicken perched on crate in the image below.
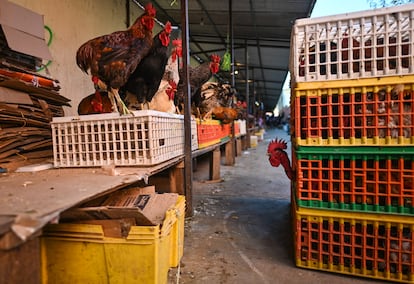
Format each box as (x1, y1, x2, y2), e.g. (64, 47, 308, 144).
(146, 39, 182, 113)
(120, 21, 172, 110)
(192, 81, 239, 124)
(76, 3, 156, 114)
(174, 54, 221, 113)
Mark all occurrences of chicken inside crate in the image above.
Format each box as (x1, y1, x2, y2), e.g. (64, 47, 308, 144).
(292, 146, 414, 215)
(294, 203, 414, 283)
(293, 76, 414, 146)
(291, 3, 414, 83)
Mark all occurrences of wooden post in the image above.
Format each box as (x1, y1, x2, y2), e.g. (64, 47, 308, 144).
(210, 147, 221, 180)
(169, 161, 185, 195)
(225, 140, 235, 165)
(236, 137, 242, 156)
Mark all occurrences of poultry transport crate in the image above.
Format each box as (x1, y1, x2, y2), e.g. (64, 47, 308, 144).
(290, 3, 414, 84)
(51, 110, 198, 168)
(196, 119, 229, 148)
(293, 146, 414, 215)
(293, 198, 414, 283)
(292, 75, 414, 147)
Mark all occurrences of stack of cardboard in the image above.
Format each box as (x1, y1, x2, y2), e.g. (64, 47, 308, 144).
(60, 186, 179, 237)
(0, 0, 70, 172)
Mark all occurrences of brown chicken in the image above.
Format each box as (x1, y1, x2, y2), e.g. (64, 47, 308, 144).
(76, 3, 156, 114)
(120, 21, 172, 110)
(77, 91, 112, 115)
(267, 138, 293, 180)
(193, 82, 238, 124)
(175, 54, 221, 113)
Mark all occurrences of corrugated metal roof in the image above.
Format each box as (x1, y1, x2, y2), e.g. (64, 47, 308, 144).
(137, 0, 316, 112)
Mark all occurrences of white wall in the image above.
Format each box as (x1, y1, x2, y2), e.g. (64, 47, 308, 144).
(10, 0, 164, 116)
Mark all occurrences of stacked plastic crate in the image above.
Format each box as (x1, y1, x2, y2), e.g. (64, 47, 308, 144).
(290, 4, 414, 283)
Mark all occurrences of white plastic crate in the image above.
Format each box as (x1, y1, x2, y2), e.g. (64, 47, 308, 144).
(291, 3, 414, 83)
(237, 119, 247, 135)
(51, 110, 197, 167)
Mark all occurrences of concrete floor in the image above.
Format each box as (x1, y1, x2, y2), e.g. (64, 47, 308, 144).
(168, 127, 384, 284)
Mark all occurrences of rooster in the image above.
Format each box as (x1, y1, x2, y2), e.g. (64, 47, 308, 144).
(192, 81, 239, 124)
(267, 138, 294, 180)
(77, 91, 112, 115)
(175, 54, 221, 113)
(146, 39, 182, 113)
(163, 39, 182, 86)
(121, 21, 172, 110)
(76, 3, 156, 114)
(148, 80, 177, 113)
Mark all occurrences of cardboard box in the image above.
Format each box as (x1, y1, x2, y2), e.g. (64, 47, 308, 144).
(60, 186, 179, 226)
(0, 0, 52, 61)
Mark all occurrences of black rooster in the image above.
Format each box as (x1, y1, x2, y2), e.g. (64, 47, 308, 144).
(120, 21, 172, 110)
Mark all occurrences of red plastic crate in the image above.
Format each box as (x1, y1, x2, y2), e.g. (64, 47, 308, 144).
(294, 202, 414, 283)
(294, 146, 414, 215)
(196, 119, 222, 148)
(292, 76, 414, 146)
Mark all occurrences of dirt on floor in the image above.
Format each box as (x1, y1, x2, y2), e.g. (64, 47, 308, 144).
(168, 128, 383, 284)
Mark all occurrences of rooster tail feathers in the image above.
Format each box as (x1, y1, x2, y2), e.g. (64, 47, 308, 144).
(76, 42, 94, 74)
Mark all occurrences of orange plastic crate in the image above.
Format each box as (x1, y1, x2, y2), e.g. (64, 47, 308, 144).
(292, 76, 414, 146)
(294, 202, 414, 283)
(294, 146, 414, 215)
(196, 119, 222, 148)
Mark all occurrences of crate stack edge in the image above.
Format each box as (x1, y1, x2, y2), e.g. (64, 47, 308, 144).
(290, 3, 414, 283)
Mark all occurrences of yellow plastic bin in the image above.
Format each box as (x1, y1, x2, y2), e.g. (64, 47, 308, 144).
(40, 197, 184, 284)
(250, 135, 258, 148)
(169, 195, 185, 267)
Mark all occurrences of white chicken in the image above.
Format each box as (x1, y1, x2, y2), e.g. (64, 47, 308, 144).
(147, 39, 181, 113)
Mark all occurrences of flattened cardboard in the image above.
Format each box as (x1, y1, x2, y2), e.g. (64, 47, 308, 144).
(0, 86, 32, 105)
(60, 186, 179, 226)
(0, 0, 52, 60)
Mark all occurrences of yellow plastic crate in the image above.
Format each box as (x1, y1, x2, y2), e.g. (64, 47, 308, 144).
(293, 200, 414, 283)
(292, 75, 414, 147)
(40, 197, 182, 284)
(169, 195, 185, 267)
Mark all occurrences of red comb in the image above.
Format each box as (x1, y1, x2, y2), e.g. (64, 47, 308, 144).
(164, 21, 172, 34)
(268, 138, 288, 150)
(210, 54, 221, 63)
(173, 39, 182, 47)
(145, 3, 156, 17)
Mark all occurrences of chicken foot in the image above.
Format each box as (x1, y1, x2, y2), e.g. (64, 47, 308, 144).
(110, 88, 132, 115)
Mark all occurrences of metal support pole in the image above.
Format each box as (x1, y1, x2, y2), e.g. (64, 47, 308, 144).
(245, 41, 249, 116)
(180, 0, 193, 216)
(227, 0, 235, 165)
